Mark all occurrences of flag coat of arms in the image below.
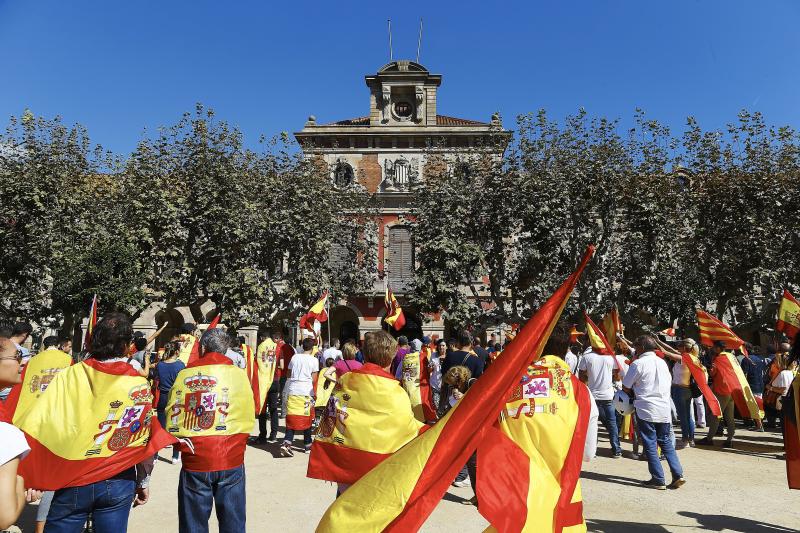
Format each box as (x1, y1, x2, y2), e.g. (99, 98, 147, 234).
(314, 246, 594, 532)
(252, 338, 278, 415)
(777, 289, 800, 342)
(307, 363, 426, 485)
(1, 348, 73, 424)
(399, 348, 437, 423)
(14, 359, 176, 490)
(477, 356, 592, 533)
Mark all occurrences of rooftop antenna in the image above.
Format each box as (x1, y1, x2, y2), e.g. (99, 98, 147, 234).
(416, 18, 423, 63)
(388, 18, 393, 61)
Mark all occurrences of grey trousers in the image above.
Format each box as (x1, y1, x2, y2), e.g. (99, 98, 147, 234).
(706, 394, 735, 441)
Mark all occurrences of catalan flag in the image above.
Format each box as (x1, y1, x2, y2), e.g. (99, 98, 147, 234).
(584, 312, 614, 356)
(384, 287, 406, 331)
(784, 375, 800, 489)
(83, 294, 98, 351)
(308, 363, 426, 484)
(314, 246, 594, 532)
(777, 289, 800, 342)
(601, 306, 622, 349)
(300, 292, 329, 333)
(14, 359, 176, 490)
(0, 347, 73, 424)
(696, 310, 745, 352)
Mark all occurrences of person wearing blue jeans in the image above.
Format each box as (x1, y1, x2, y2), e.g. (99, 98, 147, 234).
(671, 385, 695, 446)
(579, 349, 623, 457)
(595, 399, 622, 456)
(622, 335, 686, 490)
(178, 465, 246, 533)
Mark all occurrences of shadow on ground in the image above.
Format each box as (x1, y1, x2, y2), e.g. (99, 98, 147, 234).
(587, 518, 671, 532)
(677, 511, 798, 532)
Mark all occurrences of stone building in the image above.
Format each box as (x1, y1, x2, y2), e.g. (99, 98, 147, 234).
(293, 60, 509, 343)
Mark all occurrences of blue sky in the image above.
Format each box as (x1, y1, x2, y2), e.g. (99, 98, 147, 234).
(1, 1, 798, 154)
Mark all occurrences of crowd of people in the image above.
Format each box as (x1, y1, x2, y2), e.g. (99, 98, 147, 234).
(0, 313, 797, 532)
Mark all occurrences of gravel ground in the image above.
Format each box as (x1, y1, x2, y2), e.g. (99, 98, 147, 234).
(12, 422, 800, 532)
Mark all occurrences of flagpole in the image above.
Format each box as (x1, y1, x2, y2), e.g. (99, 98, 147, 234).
(326, 290, 332, 348)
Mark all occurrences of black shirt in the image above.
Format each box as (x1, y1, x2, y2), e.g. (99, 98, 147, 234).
(442, 349, 485, 381)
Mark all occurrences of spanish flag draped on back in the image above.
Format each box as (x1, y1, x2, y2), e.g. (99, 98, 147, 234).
(0, 347, 72, 424)
(253, 338, 278, 415)
(477, 356, 592, 533)
(14, 359, 177, 490)
(315, 246, 594, 532)
(399, 346, 437, 422)
(307, 363, 425, 485)
(165, 352, 254, 471)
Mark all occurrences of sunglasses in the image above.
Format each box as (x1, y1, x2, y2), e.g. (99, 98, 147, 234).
(0, 349, 23, 363)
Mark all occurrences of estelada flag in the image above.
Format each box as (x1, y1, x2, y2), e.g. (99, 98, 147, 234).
(777, 289, 800, 342)
(385, 287, 407, 331)
(314, 246, 594, 532)
(300, 292, 329, 332)
(714, 352, 762, 420)
(682, 352, 721, 418)
(252, 338, 278, 415)
(399, 347, 437, 423)
(477, 356, 592, 532)
(83, 294, 98, 351)
(696, 310, 745, 352)
(0, 348, 73, 424)
(601, 307, 621, 349)
(14, 359, 176, 490)
(307, 362, 426, 485)
(784, 375, 800, 489)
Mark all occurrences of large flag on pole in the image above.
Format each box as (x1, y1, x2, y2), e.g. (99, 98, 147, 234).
(682, 352, 721, 418)
(314, 246, 594, 532)
(601, 306, 621, 349)
(584, 312, 614, 356)
(14, 359, 176, 490)
(696, 310, 746, 353)
(83, 294, 98, 352)
(384, 287, 406, 331)
(776, 289, 800, 342)
(300, 292, 329, 333)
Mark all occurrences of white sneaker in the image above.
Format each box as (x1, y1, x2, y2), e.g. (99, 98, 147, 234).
(451, 479, 470, 488)
(280, 443, 294, 457)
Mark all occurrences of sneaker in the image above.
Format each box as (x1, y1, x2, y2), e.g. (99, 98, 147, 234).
(280, 443, 294, 457)
(461, 496, 478, 506)
(723, 439, 733, 448)
(266, 435, 278, 443)
(697, 437, 714, 446)
(642, 478, 666, 490)
(452, 479, 471, 488)
(688, 440, 696, 448)
(613, 452, 622, 459)
(303, 445, 312, 454)
(171, 456, 180, 465)
(249, 436, 267, 445)
(631, 452, 640, 460)
(668, 476, 686, 489)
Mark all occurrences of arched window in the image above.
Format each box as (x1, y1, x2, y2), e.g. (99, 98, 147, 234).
(386, 226, 414, 291)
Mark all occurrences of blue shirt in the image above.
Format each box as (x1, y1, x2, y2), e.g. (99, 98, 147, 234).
(741, 355, 766, 395)
(156, 360, 185, 393)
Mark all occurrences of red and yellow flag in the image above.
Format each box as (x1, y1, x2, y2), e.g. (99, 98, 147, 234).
(0, 348, 73, 424)
(682, 352, 721, 418)
(477, 356, 592, 533)
(178, 334, 199, 366)
(314, 246, 594, 532)
(777, 289, 800, 342)
(584, 312, 614, 356)
(286, 394, 315, 430)
(308, 363, 425, 485)
(252, 338, 278, 415)
(785, 375, 800, 489)
(241, 344, 254, 383)
(696, 310, 745, 352)
(399, 347, 437, 423)
(300, 292, 329, 332)
(385, 287, 407, 331)
(314, 371, 335, 408)
(15, 359, 176, 490)
(601, 307, 621, 349)
(568, 325, 583, 345)
(714, 352, 762, 420)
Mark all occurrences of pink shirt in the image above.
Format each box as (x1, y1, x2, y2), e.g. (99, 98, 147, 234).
(334, 359, 363, 379)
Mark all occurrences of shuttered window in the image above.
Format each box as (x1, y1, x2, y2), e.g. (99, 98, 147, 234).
(387, 226, 414, 291)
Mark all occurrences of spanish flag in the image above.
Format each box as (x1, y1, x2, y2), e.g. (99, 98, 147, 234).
(0, 348, 73, 424)
(314, 246, 594, 532)
(584, 312, 614, 356)
(300, 292, 329, 333)
(385, 287, 406, 331)
(682, 352, 721, 418)
(178, 334, 199, 366)
(307, 363, 426, 485)
(696, 310, 745, 352)
(714, 352, 762, 420)
(601, 307, 621, 349)
(777, 289, 800, 342)
(241, 343, 254, 383)
(784, 375, 800, 489)
(286, 394, 315, 430)
(253, 338, 278, 415)
(399, 347, 437, 422)
(477, 356, 592, 532)
(314, 371, 335, 408)
(15, 359, 176, 490)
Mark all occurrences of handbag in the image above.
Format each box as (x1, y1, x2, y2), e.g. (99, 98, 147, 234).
(689, 377, 703, 399)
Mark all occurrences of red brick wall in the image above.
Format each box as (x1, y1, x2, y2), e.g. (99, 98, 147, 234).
(358, 155, 382, 193)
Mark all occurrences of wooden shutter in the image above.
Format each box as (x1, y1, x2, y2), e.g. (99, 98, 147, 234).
(387, 226, 414, 291)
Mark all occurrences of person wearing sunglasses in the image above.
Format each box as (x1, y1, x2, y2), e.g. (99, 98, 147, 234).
(0, 337, 41, 529)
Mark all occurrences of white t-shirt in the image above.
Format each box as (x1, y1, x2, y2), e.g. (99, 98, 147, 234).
(672, 359, 691, 387)
(224, 349, 247, 369)
(286, 353, 320, 396)
(0, 422, 30, 466)
(322, 347, 343, 361)
(104, 356, 143, 372)
(577, 351, 616, 400)
(614, 355, 629, 384)
(565, 350, 579, 374)
(772, 370, 796, 397)
(622, 352, 672, 423)
(583, 388, 599, 462)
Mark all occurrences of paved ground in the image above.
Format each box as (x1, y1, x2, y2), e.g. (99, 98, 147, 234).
(13, 423, 800, 532)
